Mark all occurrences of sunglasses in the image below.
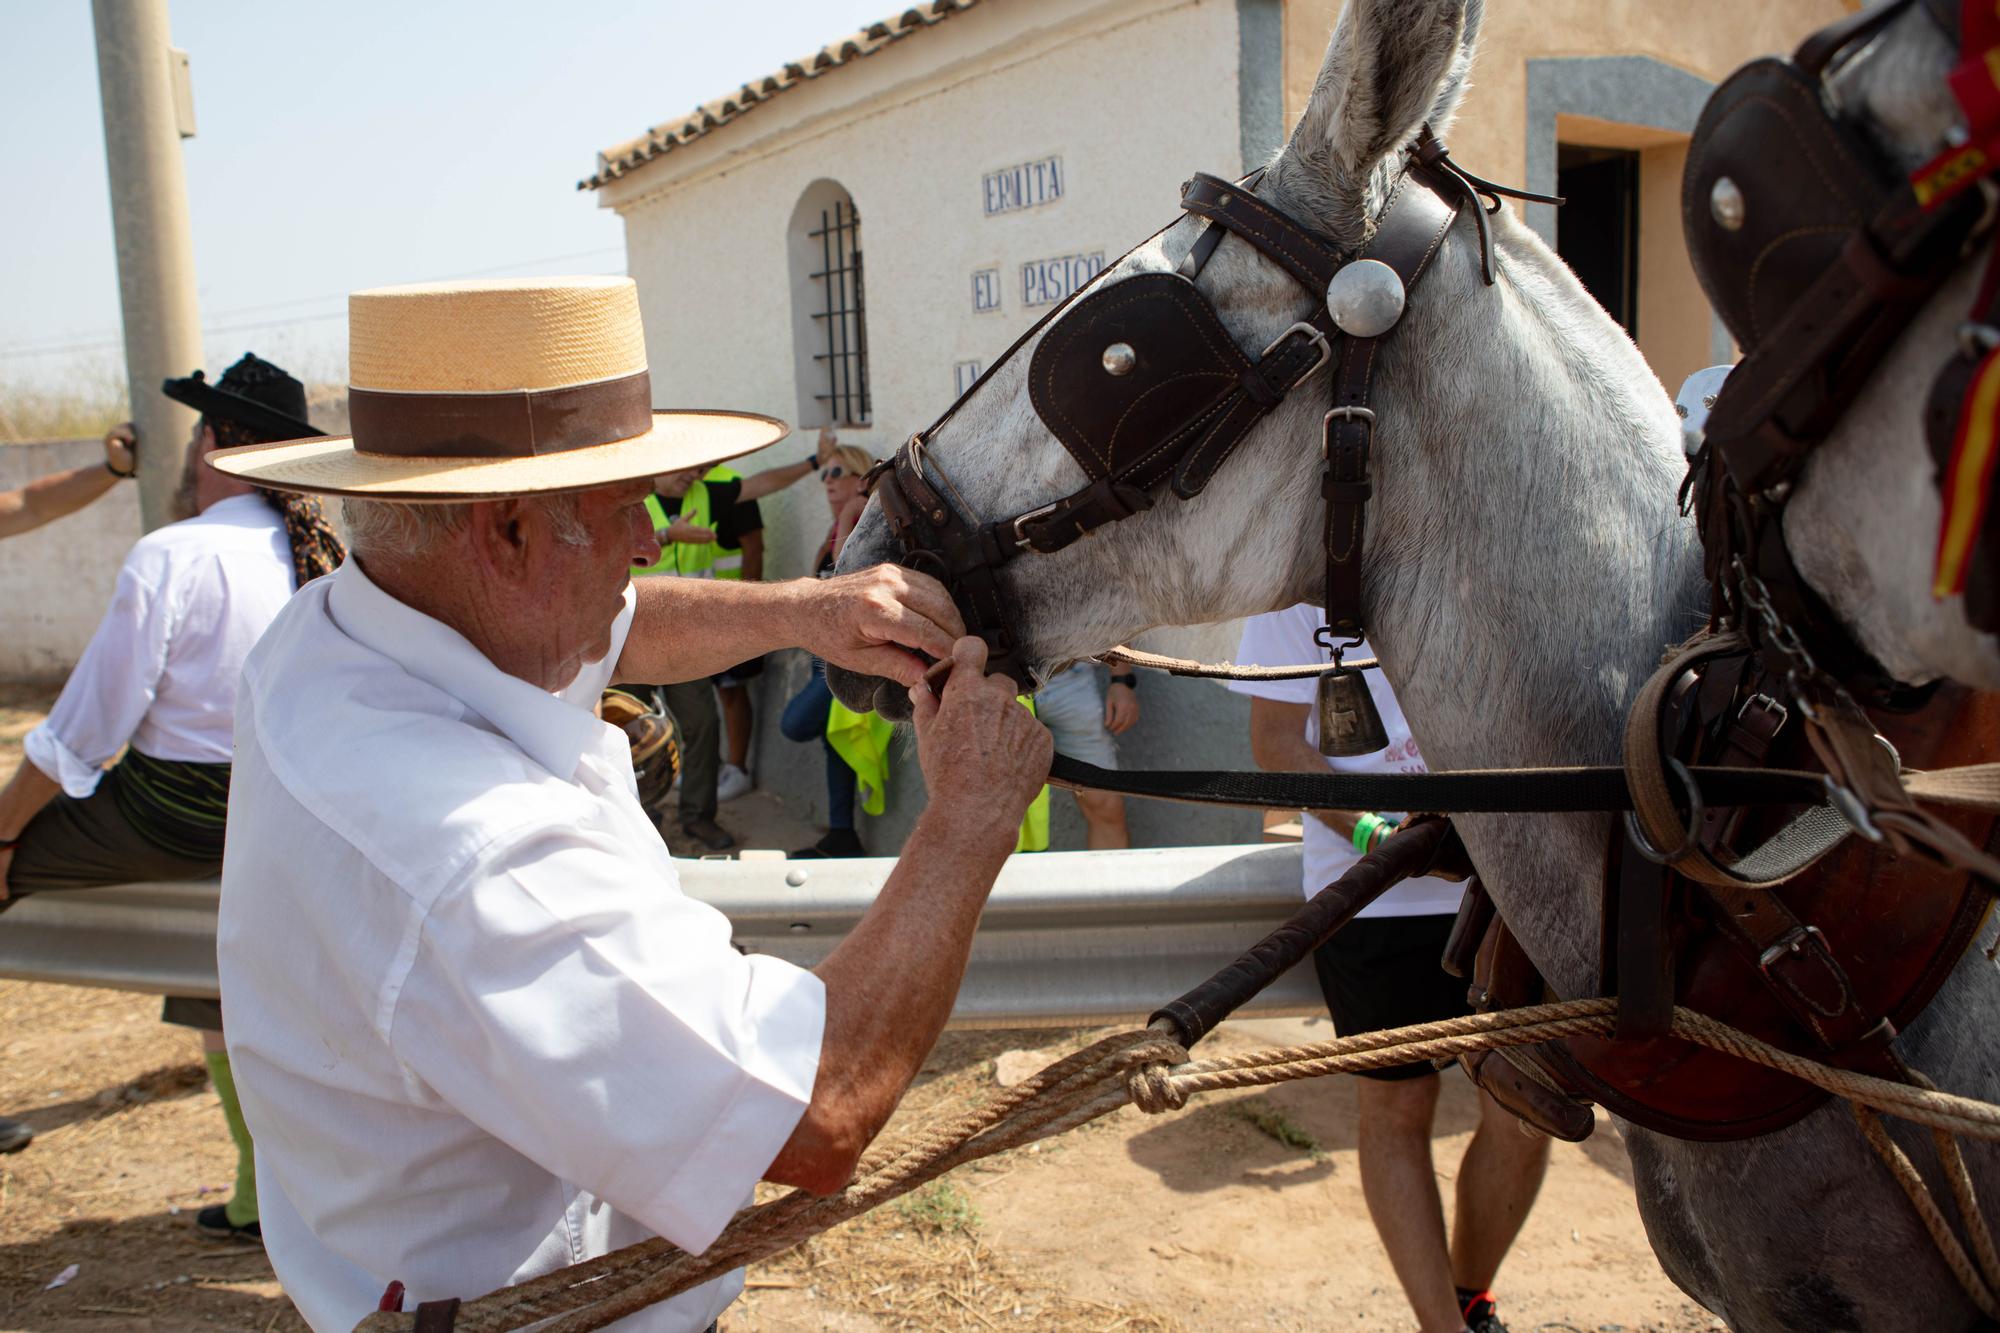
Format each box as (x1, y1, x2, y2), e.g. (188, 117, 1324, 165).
(819, 465, 847, 481)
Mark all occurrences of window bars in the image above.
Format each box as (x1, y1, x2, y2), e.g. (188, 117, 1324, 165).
(809, 200, 871, 426)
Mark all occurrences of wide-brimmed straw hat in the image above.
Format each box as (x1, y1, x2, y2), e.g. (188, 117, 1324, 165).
(207, 276, 786, 501)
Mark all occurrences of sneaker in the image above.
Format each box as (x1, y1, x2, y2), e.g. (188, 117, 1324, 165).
(0, 1117, 31, 1154)
(195, 1204, 261, 1244)
(679, 815, 737, 853)
(717, 763, 752, 803)
(789, 829, 866, 859)
(1459, 1288, 1508, 1333)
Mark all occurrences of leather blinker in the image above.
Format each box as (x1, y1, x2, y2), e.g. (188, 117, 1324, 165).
(1029, 272, 1251, 486)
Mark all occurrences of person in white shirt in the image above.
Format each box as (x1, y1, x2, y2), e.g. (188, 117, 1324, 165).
(1232, 605, 1549, 1333)
(0, 353, 343, 1238)
(205, 276, 1051, 1332)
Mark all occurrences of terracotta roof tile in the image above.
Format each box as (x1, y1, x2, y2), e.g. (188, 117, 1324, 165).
(581, 0, 980, 191)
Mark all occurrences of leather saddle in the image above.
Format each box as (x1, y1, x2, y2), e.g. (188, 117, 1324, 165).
(1454, 669, 1997, 1142)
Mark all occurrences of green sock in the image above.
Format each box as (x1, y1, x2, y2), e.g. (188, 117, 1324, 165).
(204, 1050, 259, 1227)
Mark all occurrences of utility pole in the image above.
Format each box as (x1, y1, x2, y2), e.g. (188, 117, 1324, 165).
(93, 0, 202, 533)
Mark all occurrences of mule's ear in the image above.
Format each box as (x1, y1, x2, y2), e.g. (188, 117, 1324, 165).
(1274, 0, 1481, 218)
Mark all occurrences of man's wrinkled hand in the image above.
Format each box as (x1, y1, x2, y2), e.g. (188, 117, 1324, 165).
(909, 637, 1051, 840)
(0, 846, 14, 903)
(805, 565, 966, 689)
(816, 425, 839, 466)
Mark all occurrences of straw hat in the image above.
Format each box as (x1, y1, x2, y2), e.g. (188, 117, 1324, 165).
(207, 276, 786, 501)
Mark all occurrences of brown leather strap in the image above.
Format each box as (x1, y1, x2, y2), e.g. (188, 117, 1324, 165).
(348, 371, 654, 459)
(1323, 171, 1463, 636)
(1181, 172, 1345, 292)
(413, 1298, 461, 1333)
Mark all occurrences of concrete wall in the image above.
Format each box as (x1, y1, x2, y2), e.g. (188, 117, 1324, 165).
(599, 0, 1266, 849)
(1282, 0, 1850, 389)
(0, 440, 142, 683)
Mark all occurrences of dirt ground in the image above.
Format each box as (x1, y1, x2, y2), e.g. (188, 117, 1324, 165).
(0, 684, 1722, 1333)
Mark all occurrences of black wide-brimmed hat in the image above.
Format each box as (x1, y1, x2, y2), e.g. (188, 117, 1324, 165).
(163, 353, 321, 443)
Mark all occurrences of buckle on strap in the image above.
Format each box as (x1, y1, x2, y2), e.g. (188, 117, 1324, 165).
(1263, 321, 1332, 382)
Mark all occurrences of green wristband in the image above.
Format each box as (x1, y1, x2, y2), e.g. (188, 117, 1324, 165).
(1352, 812, 1387, 854)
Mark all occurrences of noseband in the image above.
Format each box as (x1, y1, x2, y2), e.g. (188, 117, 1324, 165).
(866, 129, 1557, 687)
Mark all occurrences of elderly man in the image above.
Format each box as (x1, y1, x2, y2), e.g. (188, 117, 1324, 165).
(208, 277, 1050, 1332)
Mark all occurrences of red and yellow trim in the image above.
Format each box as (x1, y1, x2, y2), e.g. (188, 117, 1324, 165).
(1935, 346, 2000, 599)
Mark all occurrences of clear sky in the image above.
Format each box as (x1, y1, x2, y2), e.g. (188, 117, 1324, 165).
(0, 1, 898, 393)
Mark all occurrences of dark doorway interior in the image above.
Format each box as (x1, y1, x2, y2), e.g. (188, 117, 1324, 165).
(1556, 143, 1640, 337)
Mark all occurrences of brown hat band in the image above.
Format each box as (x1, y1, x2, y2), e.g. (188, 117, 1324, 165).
(348, 370, 654, 459)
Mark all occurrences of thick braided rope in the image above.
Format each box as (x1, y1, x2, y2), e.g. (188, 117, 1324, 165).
(356, 1000, 2000, 1332)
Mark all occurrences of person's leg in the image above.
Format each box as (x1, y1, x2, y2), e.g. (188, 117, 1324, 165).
(779, 666, 834, 743)
(1450, 1086, 1552, 1299)
(1034, 666, 1127, 847)
(198, 1028, 260, 1234)
(1356, 1073, 1467, 1333)
(718, 683, 753, 770)
(1073, 789, 1130, 849)
(660, 678, 729, 849)
(824, 740, 857, 831)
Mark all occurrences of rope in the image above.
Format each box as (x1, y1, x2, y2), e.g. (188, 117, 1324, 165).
(353, 999, 2000, 1332)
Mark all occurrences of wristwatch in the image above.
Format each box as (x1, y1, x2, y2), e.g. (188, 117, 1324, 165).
(1109, 673, 1138, 688)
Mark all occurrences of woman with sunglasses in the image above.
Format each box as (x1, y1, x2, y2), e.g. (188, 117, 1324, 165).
(782, 436, 882, 857)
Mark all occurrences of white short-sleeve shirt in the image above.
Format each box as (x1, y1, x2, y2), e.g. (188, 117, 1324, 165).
(1229, 604, 1462, 918)
(24, 494, 294, 795)
(219, 560, 826, 1332)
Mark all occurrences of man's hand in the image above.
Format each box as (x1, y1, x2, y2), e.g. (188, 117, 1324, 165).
(102, 423, 136, 477)
(660, 518, 714, 545)
(803, 565, 966, 689)
(1103, 682, 1140, 735)
(0, 846, 12, 903)
(909, 637, 1051, 842)
(816, 425, 839, 467)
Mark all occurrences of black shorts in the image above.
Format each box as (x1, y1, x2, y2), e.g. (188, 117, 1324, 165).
(713, 654, 765, 686)
(1311, 913, 1469, 1082)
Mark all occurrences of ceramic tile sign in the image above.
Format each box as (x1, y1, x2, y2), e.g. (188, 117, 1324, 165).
(954, 360, 983, 395)
(1021, 252, 1105, 309)
(972, 268, 1002, 314)
(983, 155, 1064, 216)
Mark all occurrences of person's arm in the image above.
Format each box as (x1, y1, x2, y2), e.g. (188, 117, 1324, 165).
(737, 528, 765, 582)
(0, 761, 64, 900)
(737, 456, 816, 502)
(766, 635, 1051, 1192)
(1248, 696, 1364, 842)
(1103, 671, 1140, 736)
(0, 423, 136, 541)
(616, 565, 964, 689)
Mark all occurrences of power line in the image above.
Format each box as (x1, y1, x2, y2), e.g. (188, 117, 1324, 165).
(0, 245, 628, 361)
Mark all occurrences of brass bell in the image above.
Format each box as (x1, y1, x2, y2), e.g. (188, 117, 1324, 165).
(1317, 665, 1390, 756)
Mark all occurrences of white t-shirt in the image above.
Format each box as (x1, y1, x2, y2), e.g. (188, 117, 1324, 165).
(1229, 604, 1462, 918)
(220, 561, 824, 1332)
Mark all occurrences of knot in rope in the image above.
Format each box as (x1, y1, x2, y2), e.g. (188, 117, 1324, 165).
(1127, 1061, 1186, 1114)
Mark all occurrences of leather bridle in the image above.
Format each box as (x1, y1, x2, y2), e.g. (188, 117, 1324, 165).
(866, 129, 1556, 689)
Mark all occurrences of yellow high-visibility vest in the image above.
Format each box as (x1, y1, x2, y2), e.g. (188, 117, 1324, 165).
(637, 467, 744, 579)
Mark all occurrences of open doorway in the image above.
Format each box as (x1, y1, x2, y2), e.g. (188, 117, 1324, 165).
(1556, 143, 1640, 337)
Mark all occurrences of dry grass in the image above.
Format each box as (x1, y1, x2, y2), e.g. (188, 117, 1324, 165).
(0, 359, 130, 443)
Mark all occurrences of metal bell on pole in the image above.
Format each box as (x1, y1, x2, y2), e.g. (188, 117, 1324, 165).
(1317, 663, 1390, 757)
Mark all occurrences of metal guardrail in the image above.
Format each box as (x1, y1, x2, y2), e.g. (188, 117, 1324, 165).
(0, 844, 1322, 1028)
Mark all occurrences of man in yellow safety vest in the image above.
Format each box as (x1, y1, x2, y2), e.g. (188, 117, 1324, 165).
(633, 447, 827, 850)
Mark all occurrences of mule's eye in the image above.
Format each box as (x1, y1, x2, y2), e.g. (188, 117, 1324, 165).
(1101, 342, 1137, 376)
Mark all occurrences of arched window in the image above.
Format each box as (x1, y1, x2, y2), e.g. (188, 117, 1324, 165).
(788, 180, 871, 429)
